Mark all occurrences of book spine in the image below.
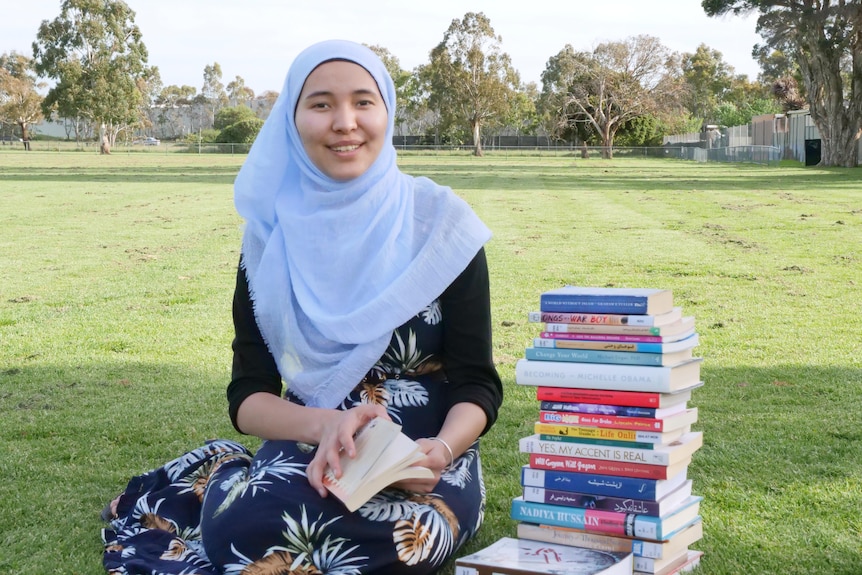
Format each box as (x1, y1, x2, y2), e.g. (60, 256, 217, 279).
(516, 358, 675, 393)
(516, 522, 637, 554)
(539, 434, 657, 450)
(536, 387, 665, 408)
(516, 522, 683, 560)
(540, 332, 671, 343)
(521, 435, 672, 465)
(534, 422, 672, 444)
(522, 486, 666, 515)
(510, 498, 663, 539)
(521, 465, 663, 498)
(539, 401, 661, 418)
(538, 410, 695, 433)
(540, 294, 650, 314)
(526, 347, 666, 366)
(543, 322, 667, 336)
(533, 338, 671, 353)
(529, 453, 680, 480)
(528, 310, 661, 326)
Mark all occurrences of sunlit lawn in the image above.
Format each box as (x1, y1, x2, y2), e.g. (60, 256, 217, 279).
(1, 150, 860, 574)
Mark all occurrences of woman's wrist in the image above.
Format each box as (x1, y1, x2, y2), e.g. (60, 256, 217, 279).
(429, 436, 455, 470)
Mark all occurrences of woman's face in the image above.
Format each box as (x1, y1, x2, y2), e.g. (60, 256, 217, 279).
(295, 60, 388, 181)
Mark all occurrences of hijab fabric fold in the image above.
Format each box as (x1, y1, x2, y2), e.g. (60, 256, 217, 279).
(234, 40, 492, 408)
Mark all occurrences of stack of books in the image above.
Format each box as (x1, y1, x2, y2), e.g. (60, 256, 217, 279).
(511, 286, 705, 575)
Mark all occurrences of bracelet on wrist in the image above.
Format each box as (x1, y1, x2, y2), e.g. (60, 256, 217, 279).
(429, 436, 454, 471)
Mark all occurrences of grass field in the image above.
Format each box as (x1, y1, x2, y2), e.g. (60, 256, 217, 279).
(1, 151, 860, 574)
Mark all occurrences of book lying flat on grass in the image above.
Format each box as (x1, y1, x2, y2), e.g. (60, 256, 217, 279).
(455, 536, 633, 575)
(322, 417, 433, 512)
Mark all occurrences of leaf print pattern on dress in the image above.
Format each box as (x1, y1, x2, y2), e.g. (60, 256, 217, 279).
(223, 507, 367, 575)
(213, 452, 306, 517)
(393, 494, 459, 568)
(421, 300, 442, 325)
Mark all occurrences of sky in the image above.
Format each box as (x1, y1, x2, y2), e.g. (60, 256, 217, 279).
(3, 0, 764, 94)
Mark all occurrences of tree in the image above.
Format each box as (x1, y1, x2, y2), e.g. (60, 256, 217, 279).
(0, 52, 44, 150)
(214, 105, 257, 131)
(543, 36, 683, 158)
(703, 0, 862, 167)
(32, 0, 153, 154)
(226, 75, 254, 107)
(681, 44, 735, 124)
(424, 12, 520, 155)
(201, 62, 228, 128)
(365, 44, 415, 135)
(153, 84, 196, 138)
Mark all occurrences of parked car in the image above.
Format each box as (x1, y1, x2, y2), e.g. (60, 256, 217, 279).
(133, 137, 160, 146)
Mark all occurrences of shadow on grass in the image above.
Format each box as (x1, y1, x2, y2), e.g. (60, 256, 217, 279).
(0, 164, 241, 185)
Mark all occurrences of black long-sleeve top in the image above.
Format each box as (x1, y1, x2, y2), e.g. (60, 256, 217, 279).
(227, 247, 503, 435)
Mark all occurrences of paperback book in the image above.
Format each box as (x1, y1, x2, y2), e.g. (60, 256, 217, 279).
(538, 329, 695, 344)
(532, 333, 699, 354)
(454, 536, 633, 575)
(529, 453, 692, 481)
(539, 400, 688, 419)
(516, 358, 703, 393)
(322, 417, 433, 512)
(522, 479, 693, 516)
(542, 316, 694, 337)
(516, 519, 704, 560)
(519, 431, 703, 467)
(534, 422, 689, 446)
(525, 346, 694, 367)
(520, 465, 689, 500)
(510, 495, 702, 540)
(539, 287, 673, 316)
(535, 386, 698, 409)
(528, 307, 683, 327)
(537, 408, 698, 433)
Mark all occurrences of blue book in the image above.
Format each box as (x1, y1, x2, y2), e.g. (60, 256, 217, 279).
(520, 465, 688, 500)
(510, 495, 702, 541)
(525, 346, 692, 367)
(540, 287, 673, 315)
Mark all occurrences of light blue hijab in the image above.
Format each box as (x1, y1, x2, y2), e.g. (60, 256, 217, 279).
(233, 40, 492, 408)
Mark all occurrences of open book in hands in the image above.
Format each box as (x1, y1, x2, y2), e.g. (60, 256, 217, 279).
(322, 416, 434, 512)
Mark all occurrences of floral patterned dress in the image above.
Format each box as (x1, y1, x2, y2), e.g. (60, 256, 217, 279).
(102, 300, 487, 575)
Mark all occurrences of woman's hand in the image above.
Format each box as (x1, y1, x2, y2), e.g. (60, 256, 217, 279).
(305, 403, 389, 497)
(391, 437, 452, 493)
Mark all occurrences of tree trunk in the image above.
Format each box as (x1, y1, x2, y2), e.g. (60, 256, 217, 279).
(797, 20, 862, 167)
(19, 122, 30, 151)
(99, 123, 111, 155)
(600, 127, 614, 159)
(472, 119, 483, 156)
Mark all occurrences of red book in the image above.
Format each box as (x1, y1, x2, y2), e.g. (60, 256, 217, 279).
(536, 386, 697, 409)
(529, 453, 691, 480)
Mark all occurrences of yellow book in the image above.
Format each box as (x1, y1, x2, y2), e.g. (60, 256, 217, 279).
(322, 417, 433, 512)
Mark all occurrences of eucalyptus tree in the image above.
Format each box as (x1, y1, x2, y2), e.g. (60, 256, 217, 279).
(0, 52, 44, 149)
(424, 12, 520, 155)
(365, 44, 416, 136)
(542, 36, 683, 158)
(227, 75, 254, 107)
(703, 0, 862, 166)
(681, 44, 735, 123)
(200, 62, 228, 129)
(32, 0, 153, 153)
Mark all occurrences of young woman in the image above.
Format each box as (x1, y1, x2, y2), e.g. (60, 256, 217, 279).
(101, 40, 502, 575)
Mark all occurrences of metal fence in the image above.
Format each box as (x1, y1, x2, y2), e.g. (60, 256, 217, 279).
(0, 140, 781, 164)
